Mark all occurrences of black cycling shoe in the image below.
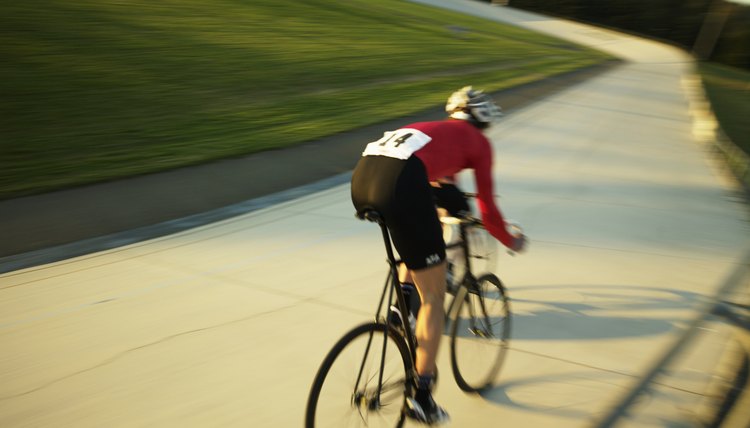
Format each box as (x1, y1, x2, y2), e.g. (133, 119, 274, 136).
(405, 394, 450, 425)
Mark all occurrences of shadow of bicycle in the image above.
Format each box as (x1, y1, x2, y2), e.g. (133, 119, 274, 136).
(453, 284, 711, 420)
(478, 369, 707, 424)
(478, 283, 705, 341)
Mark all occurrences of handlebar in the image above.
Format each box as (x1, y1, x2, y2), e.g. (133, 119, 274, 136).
(452, 192, 523, 237)
(441, 211, 525, 256)
(461, 191, 501, 200)
(440, 212, 483, 228)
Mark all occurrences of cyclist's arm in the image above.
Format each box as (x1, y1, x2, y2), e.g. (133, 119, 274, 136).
(473, 150, 514, 249)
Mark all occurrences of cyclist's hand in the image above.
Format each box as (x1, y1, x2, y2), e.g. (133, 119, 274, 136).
(505, 220, 527, 254)
(510, 234, 528, 253)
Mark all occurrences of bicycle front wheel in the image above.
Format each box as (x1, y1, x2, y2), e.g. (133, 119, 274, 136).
(305, 322, 413, 428)
(449, 273, 511, 392)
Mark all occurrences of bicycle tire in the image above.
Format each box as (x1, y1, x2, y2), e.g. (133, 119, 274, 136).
(305, 322, 414, 428)
(449, 273, 511, 392)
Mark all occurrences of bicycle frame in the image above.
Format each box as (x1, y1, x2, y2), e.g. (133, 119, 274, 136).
(373, 213, 493, 337)
(353, 211, 419, 408)
(360, 211, 495, 402)
(372, 216, 418, 359)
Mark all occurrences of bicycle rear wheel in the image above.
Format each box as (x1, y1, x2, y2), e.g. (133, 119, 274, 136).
(449, 273, 511, 392)
(306, 322, 413, 428)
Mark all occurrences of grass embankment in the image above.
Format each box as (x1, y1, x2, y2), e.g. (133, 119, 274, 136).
(698, 61, 750, 157)
(0, 0, 612, 199)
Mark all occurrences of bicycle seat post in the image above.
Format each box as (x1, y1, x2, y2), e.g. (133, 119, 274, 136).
(357, 210, 415, 346)
(360, 210, 398, 267)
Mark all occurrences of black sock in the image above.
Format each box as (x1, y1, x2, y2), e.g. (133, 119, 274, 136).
(415, 374, 435, 407)
(400, 283, 414, 301)
(400, 283, 420, 318)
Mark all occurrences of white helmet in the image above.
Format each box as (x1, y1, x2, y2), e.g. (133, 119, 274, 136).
(446, 86, 503, 125)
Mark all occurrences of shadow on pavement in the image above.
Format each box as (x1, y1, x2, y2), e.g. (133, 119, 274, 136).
(508, 284, 705, 341)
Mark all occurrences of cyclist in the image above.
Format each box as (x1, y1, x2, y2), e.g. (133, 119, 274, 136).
(351, 86, 526, 425)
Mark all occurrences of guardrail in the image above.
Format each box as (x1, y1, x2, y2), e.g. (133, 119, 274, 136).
(593, 249, 750, 427)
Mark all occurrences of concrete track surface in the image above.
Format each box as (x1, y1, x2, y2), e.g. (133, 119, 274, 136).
(1, 1, 748, 427)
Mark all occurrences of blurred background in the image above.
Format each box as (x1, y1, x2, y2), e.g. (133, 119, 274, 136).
(1, 0, 747, 201)
(500, 0, 750, 176)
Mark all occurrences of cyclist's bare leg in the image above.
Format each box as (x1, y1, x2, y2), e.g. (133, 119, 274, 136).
(398, 262, 413, 284)
(409, 261, 447, 375)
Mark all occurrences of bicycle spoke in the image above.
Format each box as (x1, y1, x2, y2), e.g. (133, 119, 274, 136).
(306, 323, 410, 427)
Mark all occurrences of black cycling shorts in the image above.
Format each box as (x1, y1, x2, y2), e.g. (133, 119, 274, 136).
(351, 155, 445, 270)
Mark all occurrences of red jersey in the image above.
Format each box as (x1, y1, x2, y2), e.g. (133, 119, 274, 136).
(408, 120, 514, 247)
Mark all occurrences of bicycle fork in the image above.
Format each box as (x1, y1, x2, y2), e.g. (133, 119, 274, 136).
(466, 281, 494, 338)
(458, 224, 494, 339)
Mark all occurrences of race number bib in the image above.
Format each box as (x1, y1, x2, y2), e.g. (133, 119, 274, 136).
(362, 128, 431, 160)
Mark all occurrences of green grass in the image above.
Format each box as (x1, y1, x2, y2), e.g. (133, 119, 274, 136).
(698, 61, 750, 157)
(0, 0, 612, 199)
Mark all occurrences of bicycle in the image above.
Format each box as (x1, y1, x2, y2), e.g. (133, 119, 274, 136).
(305, 207, 513, 427)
